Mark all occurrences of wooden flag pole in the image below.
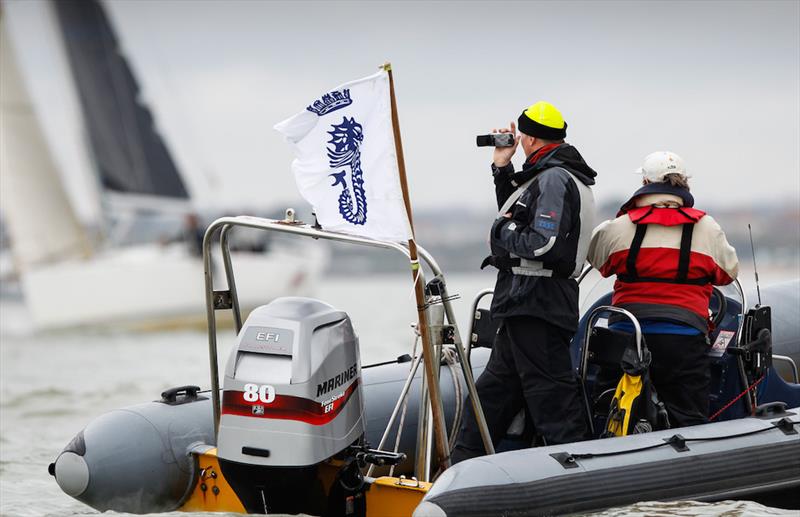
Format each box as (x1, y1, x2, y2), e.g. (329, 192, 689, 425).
(382, 62, 451, 472)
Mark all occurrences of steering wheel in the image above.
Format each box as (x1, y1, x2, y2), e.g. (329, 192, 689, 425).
(709, 286, 728, 329)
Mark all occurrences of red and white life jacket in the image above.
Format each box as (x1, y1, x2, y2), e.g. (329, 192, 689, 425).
(587, 194, 739, 332)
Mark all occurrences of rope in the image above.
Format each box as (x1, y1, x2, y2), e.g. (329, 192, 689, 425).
(389, 328, 420, 477)
(385, 333, 464, 476)
(709, 373, 766, 422)
(571, 422, 789, 461)
(408, 260, 422, 301)
(426, 346, 465, 483)
(442, 346, 464, 451)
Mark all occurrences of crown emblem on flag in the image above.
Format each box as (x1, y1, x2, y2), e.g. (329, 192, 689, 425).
(306, 89, 352, 116)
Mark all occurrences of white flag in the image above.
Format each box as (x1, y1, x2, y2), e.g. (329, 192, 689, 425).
(274, 70, 412, 242)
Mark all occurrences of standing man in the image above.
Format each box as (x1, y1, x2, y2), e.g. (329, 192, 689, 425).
(453, 101, 597, 463)
(587, 152, 738, 427)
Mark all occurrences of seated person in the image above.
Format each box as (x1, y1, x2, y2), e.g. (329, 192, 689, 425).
(587, 151, 739, 427)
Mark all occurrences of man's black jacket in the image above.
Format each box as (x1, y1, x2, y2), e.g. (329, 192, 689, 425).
(487, 143, 597, 332)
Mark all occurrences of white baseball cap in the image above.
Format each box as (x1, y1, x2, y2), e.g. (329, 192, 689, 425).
(636, 151, 689, 182)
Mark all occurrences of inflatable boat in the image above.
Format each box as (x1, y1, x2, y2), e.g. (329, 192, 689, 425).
(49, 216, 800, 516)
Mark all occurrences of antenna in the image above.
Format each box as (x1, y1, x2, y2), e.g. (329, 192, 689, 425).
(748, 224, 762, 306)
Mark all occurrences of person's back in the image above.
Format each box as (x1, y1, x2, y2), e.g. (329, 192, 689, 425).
(591, 193, 738, 332)
(588, 152, 738, 427)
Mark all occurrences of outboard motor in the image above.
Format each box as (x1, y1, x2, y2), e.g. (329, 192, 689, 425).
(217, 297, 366, 515)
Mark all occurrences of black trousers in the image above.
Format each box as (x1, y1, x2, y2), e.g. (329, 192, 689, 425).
(591, 332, 711, 429)
(646, 332, 711, 428)
(452, 316, 589, 463)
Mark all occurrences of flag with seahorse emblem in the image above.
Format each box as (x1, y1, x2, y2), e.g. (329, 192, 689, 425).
(274, 70, 412, 242)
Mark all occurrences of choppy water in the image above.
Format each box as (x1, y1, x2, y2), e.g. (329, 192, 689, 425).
(0, 273, 795, 516)
(585, 500, 796, 516)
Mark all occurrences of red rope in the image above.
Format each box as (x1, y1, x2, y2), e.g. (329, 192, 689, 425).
(709, 374, 766, 421)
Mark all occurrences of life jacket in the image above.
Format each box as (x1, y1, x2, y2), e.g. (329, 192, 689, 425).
(617, 205, 710, 287)
(589, 183, 738, 333)
(609, 200, 716, 332)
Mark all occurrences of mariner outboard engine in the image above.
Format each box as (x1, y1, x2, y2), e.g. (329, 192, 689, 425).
(217, 297, 368, 515)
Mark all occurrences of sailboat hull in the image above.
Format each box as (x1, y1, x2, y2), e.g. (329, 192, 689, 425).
(21, 243, 326, 330)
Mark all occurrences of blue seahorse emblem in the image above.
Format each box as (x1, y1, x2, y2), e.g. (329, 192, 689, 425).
(327, 117, 367, 225)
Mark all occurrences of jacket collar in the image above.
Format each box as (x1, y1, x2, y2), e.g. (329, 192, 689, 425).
(618, 182, 694, 216)
(525, 143, 564, 167)
(634, 193, 684, 208)
(508, 143, 564, 186)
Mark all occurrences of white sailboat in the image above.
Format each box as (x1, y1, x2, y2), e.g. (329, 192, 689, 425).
(0, 0, 325, 331)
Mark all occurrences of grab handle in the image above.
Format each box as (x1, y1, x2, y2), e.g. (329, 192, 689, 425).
(160, 385, 202, 404)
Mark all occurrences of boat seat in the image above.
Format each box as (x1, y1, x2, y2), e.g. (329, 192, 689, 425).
(585, 326, 634, 369)
(470, 308, 499, 350)
(583, 327, 638, 419)
(576, 305, 651, 438)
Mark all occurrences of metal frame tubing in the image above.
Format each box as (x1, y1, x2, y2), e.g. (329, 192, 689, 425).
(464, 288, 495, 364)
(434, 279, 495, 455)
(728, 279, 755, 412)
(773, 355, 799, 384)
(579, 305, 643, 437)
(415, 292, 439, 479)
(219, 225, 243, 332)
(365, 352, 424, 478)
(580, 306, 644, 378)
(201, 215, 494, 460)
(731, 279, 747, 346)
(576, 263, 594, 285)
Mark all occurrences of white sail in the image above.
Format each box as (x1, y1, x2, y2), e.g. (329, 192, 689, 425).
(1, 3, 327, 330)
(0, 16, 91, 270)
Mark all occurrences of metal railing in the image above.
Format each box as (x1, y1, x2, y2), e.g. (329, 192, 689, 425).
(201, 213, 494, 477)
(727, 279, 754, 412)
(773, 355, 799, 384)
(464, 288, 494, 364)
(578, 305, 644, 436)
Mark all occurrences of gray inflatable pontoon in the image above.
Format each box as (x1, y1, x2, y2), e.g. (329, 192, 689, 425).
(415, 409, 800, 517)
(413, 280, 800, 516)
(49, 345, 490, 513)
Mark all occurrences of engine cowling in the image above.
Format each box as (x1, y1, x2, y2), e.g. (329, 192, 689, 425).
(216, 297, 365, 514)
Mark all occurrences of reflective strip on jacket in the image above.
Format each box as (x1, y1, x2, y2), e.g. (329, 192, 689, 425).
(488, 144, 597, 331)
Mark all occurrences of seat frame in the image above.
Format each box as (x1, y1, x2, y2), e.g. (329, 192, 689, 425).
(578, 306, 644, 437)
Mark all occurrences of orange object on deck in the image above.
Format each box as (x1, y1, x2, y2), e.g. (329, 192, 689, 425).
(179, 447, 246, 513)
(366, 476, 432, 517)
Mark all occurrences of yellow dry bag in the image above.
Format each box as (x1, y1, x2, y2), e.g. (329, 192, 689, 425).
(603, 343, 670, 436)
(605, 373, 645, 437)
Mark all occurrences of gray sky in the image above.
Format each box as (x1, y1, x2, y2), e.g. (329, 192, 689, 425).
(9, 0, 800, 216)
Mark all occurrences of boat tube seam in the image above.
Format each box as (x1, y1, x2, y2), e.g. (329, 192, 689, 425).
(427, 441, 800, 516)
(687, 477, 800, 504)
